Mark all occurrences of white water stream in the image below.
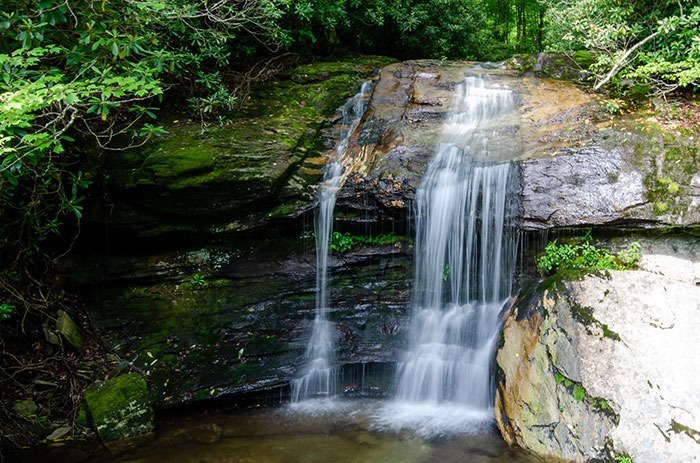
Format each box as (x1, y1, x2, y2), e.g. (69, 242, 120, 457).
(291, 82, 372, 402)
(378, 74, 520, 435)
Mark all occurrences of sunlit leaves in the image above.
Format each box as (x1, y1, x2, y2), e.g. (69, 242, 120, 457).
(545, 0, 700, 92)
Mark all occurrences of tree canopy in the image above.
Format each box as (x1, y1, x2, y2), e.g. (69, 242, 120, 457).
(545, 0, 700, 93)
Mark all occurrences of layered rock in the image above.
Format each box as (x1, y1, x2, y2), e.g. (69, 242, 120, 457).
(67, 56, 700, 416)
(520, 128, 700, 230)
(496, 237, 700, 462)
(81, 56, 394, 242)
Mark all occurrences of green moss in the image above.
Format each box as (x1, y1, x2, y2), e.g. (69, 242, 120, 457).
(654, 201, 669, 215)
(84, 373, 154, 442)
(630, 119, 700, 219)
(330, 232, 409, 253)
(75, 404, 89, 427)
(571, 303, 622, 341)
(600, 323, 622, 341)
(103, 57, 390, 221)
(572, 50, 597, 68)
(571, 304, 595, 325)
(267, 200, 305, 218)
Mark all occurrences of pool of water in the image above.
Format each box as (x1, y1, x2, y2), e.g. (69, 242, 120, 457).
(27, 400, 550, 463)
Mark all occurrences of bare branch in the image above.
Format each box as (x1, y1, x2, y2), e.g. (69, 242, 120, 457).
(593, 30, 660, 90)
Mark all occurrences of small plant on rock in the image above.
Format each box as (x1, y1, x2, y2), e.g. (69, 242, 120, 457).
(537, 232, 641, 276)
(189, 274, 207, 288)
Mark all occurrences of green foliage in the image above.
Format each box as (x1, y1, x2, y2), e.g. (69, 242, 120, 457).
(544, 0, 700, 93)
(329, 232, 404, 253)
(0, 303, 14, 320)
(0, 0, 297, 291)
(594, 398, 610, 410)
(283, 0, 519, 60)
(573, 384, 585, 401)
(615, 455, 633, 463)
(555, 372, 573, 388)
(537, 232, 640, 276)
(189, 273, 207, 288)
(602, 99, 621, 115)
(442, 264, 450, 282)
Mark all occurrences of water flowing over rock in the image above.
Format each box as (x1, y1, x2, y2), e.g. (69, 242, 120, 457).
(338, 59, 700, 232)
(395, 75, 520, 407)
(64, 56, 700, 418)
(495, 237, 700, 462)
(292, 82, 373, 401)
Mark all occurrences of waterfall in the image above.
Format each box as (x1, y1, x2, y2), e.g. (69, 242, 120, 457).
(291, 82, 372, 402)
(378, 74, 520, 434)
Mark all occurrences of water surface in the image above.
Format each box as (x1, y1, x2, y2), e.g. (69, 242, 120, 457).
(38, 400, 551, 463)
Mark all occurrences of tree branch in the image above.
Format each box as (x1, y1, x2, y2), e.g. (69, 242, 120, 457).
(593, 30, 660, 90)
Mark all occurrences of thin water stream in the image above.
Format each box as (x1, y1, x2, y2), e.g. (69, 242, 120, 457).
(291, 82, 372, 401)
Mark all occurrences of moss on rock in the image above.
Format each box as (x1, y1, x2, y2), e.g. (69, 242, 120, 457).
(84, 373, 154, 452)
(92, 57, 394, 238)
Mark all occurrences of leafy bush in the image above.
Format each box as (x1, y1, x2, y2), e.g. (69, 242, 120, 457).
(537, 233, 640, 276)
(545, 0, 700, 94)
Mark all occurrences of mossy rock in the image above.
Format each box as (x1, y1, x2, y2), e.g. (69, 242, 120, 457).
(84, 373, 154, 453)
(88, 56, 394, 238)
(507, 51, 594, 81)
(56, 309, 84, 351)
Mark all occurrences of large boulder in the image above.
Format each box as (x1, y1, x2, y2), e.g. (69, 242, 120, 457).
(495, 237, 700, 462)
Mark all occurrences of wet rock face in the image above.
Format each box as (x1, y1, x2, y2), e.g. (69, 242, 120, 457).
(81, 57, 394, 243)
(521, 147, 648, 229)
(77, 241, 413, 408)
(496, 237, 700, 463)
(520, 128, 700, 230)
(336, 60, 462, 233)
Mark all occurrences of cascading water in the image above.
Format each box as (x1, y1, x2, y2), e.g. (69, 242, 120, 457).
(377, 73, 520, 434)
(291, 82, 372, 402)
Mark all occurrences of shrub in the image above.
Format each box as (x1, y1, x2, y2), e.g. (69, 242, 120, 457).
(537, 232, 640, 276)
